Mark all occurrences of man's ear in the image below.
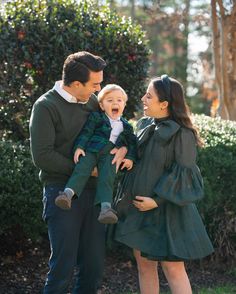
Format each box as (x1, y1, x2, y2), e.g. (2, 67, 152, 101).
(72, 81, 82, 88)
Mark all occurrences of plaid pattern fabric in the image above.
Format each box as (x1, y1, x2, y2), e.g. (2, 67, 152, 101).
(74, 111, 137, 161)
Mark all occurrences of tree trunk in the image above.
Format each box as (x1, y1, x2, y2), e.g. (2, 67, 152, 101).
(211, 0, 236, 120)
(130, 0, 135, 20)
(181, 0, 190, 89)
(227, 4, 236, 119)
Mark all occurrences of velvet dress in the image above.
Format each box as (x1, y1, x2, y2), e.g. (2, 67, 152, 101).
(115, 116, 214, 261)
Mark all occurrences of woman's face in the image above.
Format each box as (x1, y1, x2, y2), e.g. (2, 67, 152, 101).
(141, 82, 169, 118)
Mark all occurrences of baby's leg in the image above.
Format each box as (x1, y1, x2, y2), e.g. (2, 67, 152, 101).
(55, 152, 97, 210)
(96, 152, 117, 224)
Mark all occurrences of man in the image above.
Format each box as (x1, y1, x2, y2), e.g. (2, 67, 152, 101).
(29, 51, 126, 294)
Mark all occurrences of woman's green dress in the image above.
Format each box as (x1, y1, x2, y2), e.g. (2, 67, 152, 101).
(115, 117, 214, 261)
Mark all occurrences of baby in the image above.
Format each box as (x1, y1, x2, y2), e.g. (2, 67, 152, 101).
(55, 84, 137, 224)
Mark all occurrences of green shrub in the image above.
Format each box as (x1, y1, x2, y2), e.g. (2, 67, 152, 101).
(194, 115, 236, 261)
(0, 0, 150, 141)
(1, 115, 235, 260)
(0, 141, 45, 239)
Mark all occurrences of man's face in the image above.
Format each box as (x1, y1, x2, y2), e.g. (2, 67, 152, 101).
(74, 71, 103, 103)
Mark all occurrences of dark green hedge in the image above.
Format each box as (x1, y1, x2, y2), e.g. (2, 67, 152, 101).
(0, 0, 150, 141)
(0, 140, 44, 239)
(194, 115, 236, 260)
(1, 115, 235, 260)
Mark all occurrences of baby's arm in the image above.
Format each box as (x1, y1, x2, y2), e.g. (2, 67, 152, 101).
(74, 148, 86, 163)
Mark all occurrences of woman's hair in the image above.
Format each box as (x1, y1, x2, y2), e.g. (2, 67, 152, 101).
(97, 84, 128, 102)
(151, 76, 203, 147)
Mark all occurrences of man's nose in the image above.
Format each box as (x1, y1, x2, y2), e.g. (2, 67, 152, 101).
(96, 84, 101, 91)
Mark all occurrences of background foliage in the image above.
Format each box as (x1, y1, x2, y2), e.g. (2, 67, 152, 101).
(0, 140, 43, 239)
(194, 115, 236, 260)
(0, 0, 150, 141)
(0, 0, 235, 263)
(0, 115, 235, 261)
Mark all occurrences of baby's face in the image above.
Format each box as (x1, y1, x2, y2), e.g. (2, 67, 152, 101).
(99, 90, 126, 120)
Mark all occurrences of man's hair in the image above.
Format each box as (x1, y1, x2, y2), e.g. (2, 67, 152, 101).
(97, 84, 128, 102)
(62, 51, 106, 86)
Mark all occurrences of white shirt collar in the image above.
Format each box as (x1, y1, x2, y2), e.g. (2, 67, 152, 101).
(105, 113, 121, 122)
(53, 81, 87, 104)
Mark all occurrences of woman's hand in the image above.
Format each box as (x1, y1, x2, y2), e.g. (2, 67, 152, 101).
(133, 196, 158, 211)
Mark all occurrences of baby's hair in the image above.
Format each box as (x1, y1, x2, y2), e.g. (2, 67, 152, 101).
(98, 84, 128, 102)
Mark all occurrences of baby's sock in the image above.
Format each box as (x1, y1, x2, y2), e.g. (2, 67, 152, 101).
(101, 202, 111, 212)
(64, 188, 74, 200)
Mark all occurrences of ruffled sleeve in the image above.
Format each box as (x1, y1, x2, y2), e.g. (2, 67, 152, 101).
(153, 128, 204, 206)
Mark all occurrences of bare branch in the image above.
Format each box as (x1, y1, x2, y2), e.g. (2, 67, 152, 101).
(217, 0, 226, 18)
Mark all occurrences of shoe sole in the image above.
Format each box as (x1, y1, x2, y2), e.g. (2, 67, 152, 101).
(98, 214, 118, 224)
(55, 198, 71, 210)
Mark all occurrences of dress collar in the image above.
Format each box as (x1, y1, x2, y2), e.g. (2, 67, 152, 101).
(154, 116, 171, 124)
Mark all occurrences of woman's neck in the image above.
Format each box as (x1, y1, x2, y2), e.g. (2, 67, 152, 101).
(154, 113, 170, 119)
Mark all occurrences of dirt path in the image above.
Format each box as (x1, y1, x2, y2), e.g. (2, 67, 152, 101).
(0, 238, 235, 294)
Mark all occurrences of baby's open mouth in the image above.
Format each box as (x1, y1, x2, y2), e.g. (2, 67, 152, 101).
(112, 107, 119, 114)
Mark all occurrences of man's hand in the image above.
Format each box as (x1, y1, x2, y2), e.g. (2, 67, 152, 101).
(74, 148, 85, 163)
(110, 146, 128, 173)
(121, 159, 133, 170)
(133, 196, 158, 211)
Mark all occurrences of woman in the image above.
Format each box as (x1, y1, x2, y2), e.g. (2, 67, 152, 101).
(115, 75, 214, 294)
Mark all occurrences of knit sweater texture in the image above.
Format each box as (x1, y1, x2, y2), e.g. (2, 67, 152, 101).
(29, 89, 99, 185)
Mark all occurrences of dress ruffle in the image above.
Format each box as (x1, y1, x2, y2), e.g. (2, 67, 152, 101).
(154, 162, 204, 206)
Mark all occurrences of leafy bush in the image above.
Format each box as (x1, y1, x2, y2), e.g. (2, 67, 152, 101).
(194, 115, 236, 261)
(0, 141, 45, 239)
(0, 0, 150, 141)
(1, 115, 235, 261)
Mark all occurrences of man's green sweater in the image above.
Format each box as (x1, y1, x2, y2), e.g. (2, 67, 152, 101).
(29, 89, 99, 185)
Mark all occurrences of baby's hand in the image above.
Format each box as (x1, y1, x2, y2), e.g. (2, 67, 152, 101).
(74, 148, 85, 163)
(121, 159, 133, 170)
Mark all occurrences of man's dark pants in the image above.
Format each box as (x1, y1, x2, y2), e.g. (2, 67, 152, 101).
(42, 178, 105, 294)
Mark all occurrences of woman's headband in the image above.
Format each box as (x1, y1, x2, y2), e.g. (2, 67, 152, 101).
(161, 74, 171, 101)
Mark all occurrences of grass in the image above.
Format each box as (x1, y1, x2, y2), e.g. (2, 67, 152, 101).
(196, 285, 236, 294)
(122, 285, 236, 294)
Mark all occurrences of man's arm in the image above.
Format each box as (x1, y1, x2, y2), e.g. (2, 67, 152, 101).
(29, 102, 74, 176)
(110, 146, 128, 173)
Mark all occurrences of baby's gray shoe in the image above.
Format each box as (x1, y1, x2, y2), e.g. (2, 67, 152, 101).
(55, 192, 71, 210)
(98, 208, 118, 224)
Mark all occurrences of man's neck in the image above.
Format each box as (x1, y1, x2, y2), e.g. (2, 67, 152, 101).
(62, 84, 75, 97)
